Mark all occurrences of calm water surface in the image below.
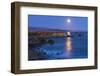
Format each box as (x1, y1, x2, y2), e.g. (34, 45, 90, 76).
(28, 32, 88, 60)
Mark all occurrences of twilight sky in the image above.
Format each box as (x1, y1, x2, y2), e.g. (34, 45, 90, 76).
(28, 15, 88, 32)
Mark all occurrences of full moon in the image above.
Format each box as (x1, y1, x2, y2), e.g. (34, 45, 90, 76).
(67, 18, 71, 23)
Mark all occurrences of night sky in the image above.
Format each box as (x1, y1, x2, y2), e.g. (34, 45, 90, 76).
(28, 15, 88, 32)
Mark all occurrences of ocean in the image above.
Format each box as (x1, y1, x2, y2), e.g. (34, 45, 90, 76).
(28, 32, 88, 60)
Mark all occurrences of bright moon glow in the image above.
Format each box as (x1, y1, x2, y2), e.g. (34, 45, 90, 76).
(67, 18, 71, 23)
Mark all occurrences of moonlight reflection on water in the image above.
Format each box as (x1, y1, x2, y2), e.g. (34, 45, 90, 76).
(28, 32, 88, 60)
(66, 37, 72, 52)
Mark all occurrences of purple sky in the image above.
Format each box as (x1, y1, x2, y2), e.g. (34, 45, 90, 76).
(28, 15, 88, 32)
